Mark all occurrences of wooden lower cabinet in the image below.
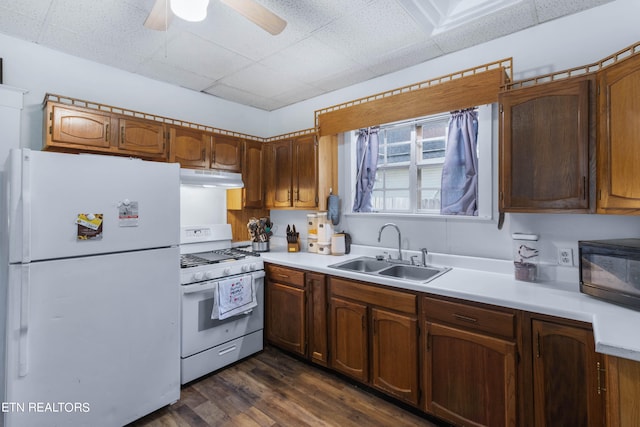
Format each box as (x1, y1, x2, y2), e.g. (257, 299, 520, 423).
(423, 296, 518, 427)
(606, 355, 640, 426)
(330, 296, 368, 382)
(329, 277, 419, 406)
(372, 308, 419, 405)
(265, 264, 306, 356)
(265, 264, 327, 364)
(531, 318, 605, 427)
(264, 265, 639, 426)
(306, 272, 328, 366)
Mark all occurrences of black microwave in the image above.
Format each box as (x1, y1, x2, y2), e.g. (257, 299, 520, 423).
(579, 239, 640, 310)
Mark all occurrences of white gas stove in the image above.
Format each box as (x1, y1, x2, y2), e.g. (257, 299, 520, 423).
(180, 224, 263, 285)
(179, 224, 265, 384)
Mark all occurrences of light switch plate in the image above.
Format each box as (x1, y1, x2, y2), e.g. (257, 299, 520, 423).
(558, 248, 573, 266)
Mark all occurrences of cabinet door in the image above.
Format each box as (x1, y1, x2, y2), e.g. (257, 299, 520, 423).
(266, 281, 306, 356)
(597, 54, 640, 214)
(330, 297, 368, 382)
(500, 77, 592, 212)
(372, 308, 419, 406)
(307, 272, 328, 366)
(424, 322, 517, 427)
(47, 103, 112, 149)
(211, 135, 242, 172)
(294, 135, 318, 208)
(532, 320, 604, 427)
(243, 139, 264, 208)
(269, 140, 293, 208)
(118, 118, 166, 156)
(606, 355, 640, 427)
(169, 127, 210, 168)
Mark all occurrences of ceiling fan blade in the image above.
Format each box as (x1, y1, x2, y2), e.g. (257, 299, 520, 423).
(144, 0, 173, 31)
(220, 0, 287, 35)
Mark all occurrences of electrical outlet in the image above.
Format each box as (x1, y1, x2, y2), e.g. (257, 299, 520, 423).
(558, 248, 573, 266)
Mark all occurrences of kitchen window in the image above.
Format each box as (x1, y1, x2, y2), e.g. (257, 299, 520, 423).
(347, 104, 494, 219)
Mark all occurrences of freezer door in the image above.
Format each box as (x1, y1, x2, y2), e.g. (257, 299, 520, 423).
(6, 149, 179, 263)
(3, 247, 180, 427)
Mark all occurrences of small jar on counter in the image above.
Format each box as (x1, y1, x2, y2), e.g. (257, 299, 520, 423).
(512, 233, 539, 282)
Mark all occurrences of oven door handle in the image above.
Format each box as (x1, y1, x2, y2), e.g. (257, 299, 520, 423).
(182, 281, 217, 295)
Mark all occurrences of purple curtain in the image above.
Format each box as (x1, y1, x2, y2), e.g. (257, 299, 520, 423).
(440, 108, 478, 215)
(352, 127, 379, 212)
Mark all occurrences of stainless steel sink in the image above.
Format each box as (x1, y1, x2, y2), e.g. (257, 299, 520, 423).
(328, 256, 450, 284)
(377, 264, 449, 282)
(330, 257, 391, 272)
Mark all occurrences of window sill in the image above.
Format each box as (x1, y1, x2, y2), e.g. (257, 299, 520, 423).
(344, 211, 495, 223)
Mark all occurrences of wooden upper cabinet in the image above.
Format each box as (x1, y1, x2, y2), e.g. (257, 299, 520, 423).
(265, 135, 319, 209)
(499, 76, 593, 212)
(118, 117, 165, 156)
(268, 140, 294, 207)
(294, 134, 318, 208)
(597, 53, 640, 214)
(242, 139, 264, 208)
(46, 103, 112, 149)
(531, 319, 604, 427)
(168, 126, 210, 169)
(44, 102, 168, 160)
(211, 135, 242, 172)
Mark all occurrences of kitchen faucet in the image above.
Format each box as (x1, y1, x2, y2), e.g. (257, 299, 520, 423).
(378, 223, 403, 261)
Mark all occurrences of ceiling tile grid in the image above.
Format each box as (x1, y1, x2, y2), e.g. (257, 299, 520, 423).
(0, 0, 616, 111)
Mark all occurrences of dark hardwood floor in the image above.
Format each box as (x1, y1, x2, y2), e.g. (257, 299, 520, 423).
(130, 346, 447, 427)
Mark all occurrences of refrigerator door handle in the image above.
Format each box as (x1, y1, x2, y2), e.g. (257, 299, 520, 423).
(19, 264, 30, 377)
(21, 149, 32, 263)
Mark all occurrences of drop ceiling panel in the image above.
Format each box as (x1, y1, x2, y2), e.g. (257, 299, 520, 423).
(432, 2, 537, 54)
(0, 0, 616, 111)
(152, 32, 253, 81)
(313, 0, 429, 64)
(260, 37, 362, 85)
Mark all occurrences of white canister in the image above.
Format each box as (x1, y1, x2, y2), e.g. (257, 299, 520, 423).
(331, 234, 346, 255)
(317, 242, 331, 255)
(307, 213, 318, 237)
(307, 236, 318, 253)
(317, 212, 328, 240)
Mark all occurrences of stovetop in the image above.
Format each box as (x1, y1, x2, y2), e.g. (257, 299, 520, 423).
(180, 247, 260, 269)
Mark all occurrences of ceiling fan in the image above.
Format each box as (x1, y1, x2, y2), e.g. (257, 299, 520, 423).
(144, 0, 287, 35)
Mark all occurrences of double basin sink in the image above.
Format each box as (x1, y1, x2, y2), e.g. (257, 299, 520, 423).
(328, 256, 451, 284)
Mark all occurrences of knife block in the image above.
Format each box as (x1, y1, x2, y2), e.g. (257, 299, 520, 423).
(287, 242, 300, 252)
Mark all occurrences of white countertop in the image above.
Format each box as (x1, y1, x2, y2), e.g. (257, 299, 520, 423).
(259, 244, 640, 363)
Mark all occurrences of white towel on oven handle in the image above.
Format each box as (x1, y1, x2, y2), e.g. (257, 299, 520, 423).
(211, 274, 257, 320)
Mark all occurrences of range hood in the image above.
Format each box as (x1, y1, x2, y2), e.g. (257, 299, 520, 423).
(179, 168, 244, 188)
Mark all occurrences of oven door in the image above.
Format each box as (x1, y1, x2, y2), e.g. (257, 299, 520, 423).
(181, 271, 264, 358)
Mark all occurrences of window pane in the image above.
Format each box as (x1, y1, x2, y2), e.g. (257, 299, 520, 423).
(386, 126, 411, 143)
(419, 118, 448, 162)
(385, 190, 410, 210)
(385, 168, 409, 189)
(422, 138, 445, 160)
(419, 165, 442, 210)
(386, 142, 411, 164)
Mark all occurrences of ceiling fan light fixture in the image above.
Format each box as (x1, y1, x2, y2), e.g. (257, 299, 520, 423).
(170, 0, 209, 22)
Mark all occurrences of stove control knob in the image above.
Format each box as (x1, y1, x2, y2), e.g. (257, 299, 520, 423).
(241, 264, 249, 272)
(223, 267, 232, 276)
(250, 263, 257, 271)
(205, 271, 216, 279)
(193, 272, 204, 282)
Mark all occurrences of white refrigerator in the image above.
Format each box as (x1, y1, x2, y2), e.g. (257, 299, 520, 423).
(0, 149, 181, 427)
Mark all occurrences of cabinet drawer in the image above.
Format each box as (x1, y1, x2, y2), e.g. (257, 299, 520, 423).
(330, 277, 416, 314)
(423, 296, 515, 339)
(266, 264, 305, 288)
